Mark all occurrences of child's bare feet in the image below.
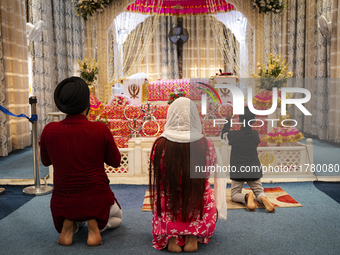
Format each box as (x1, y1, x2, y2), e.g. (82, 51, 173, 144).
(87, 219, 103, 246)
(246, 192, 256, 211)
(261, 196, 276, 212)
(168, 237, 182, 253)
(184, 235, 198, 252)
(58, 219, 77, 246)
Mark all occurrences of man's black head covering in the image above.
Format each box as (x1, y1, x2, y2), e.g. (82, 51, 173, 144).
(240, 106, 255, 122)
(54, 77, 90, 115)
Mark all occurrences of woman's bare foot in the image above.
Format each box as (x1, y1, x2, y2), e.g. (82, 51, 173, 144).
(87, 219, 103, 246)
(58, 219, 77, 246)
(184, 235, 198, 252)
(168, 237, 182, 253)
(261, 196, 276, 212)
(246, 192, 256, 211)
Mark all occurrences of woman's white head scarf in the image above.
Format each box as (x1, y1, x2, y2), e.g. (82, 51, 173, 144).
(161, 97, 203, 143)
(161, 97, 227, 220)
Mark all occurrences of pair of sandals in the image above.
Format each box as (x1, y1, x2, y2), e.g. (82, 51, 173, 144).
(246, 192, 276, 213)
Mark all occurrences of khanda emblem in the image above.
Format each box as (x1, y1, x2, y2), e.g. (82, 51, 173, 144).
(219, 86, 230, 98)
(259, 152, 275, 168)
(128, 84, 140, 99)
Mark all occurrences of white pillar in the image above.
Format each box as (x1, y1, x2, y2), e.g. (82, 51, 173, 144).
(220, 144, 231, 178)
(306, 138, 314, 165)
(134, 140, 142, 176)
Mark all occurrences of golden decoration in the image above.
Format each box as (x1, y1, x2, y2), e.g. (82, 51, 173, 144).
(278, 110, 292, 127)
(259, 151, 276, 168)
(87, 81, 95, 95)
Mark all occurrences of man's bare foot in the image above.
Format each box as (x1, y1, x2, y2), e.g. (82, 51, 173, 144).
(168, 237, 182, 253)
(246, 192, 256, 211)
(87, 219, 103, 246)
(184, 235, 198, 252)
(261, 196, 276, 212)
(58, 219, 77, 246)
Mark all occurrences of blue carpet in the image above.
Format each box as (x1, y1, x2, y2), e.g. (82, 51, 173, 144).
(0, 185, 35, 220)
(300, 137, 340, 176)
(0, 183, 340, 255)
(0, 146, 49, 179)
(314, 181, 340, 204)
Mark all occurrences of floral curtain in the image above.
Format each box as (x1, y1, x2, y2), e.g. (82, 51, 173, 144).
(28, 0, 85, 135)
(263, 0, 340, 143)
(132, 16, 179, 81)
(0, 0, 31, 156)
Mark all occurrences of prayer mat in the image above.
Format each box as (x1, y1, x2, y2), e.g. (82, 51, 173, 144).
(142, 187, 302, 211)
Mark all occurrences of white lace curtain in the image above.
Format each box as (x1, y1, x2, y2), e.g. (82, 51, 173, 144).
(86, 0, 161, 103)
(264, 0, 340, 143)
(214, 11, 254, 78)
(28, 0, 85, 136)
(130, 14, 253, 80)
(0, 0, 31, 156)
(329, 0, 340, 142)
(182, 15, 225, 78)
(133, 15, 226, 80)
(108, 12, 160, 86)
(132, 16, 179, 81)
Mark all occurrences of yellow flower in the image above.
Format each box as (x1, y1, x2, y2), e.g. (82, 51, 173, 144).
(287, 71, 293, 77)
(270, 53, 273, 57)
(269, 64, 274, 69)
(80, 5, 83, 9)
(286, 92, 294, 99)
(257, 62, 261, 67)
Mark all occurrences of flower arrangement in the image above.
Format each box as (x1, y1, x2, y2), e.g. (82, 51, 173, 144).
(252, 53, 293, 90)
(251, 0, 287, 14)
(107, 94, 131, 107)
(94, 114, 109, 126)
(74, 0, 114, 21)
(77, 57, 99, 84)
(168, 88, 187, 105)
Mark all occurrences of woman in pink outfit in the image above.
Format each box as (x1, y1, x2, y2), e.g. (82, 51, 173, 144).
(149, 97, 226, 252)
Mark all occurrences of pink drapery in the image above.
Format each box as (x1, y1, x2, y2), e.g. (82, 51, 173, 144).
(126, 0, 235, 16)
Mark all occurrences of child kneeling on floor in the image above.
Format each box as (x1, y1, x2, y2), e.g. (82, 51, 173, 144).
(221, 106, 275, 212)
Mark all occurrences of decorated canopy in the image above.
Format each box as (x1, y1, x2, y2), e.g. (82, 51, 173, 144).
(126, 0, 236, 16)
